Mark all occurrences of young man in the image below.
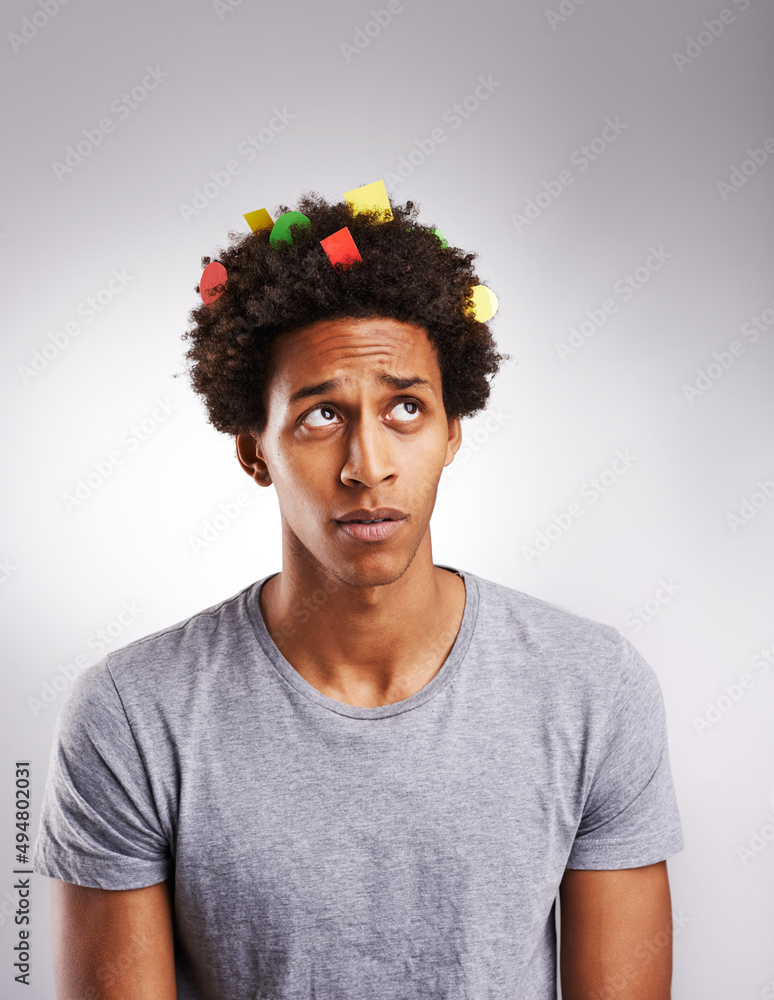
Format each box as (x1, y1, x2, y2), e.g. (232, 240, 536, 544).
(33, 185, 684, 1000)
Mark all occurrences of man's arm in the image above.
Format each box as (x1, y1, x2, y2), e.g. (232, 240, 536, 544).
(51, 878, 177, 1000)
(558, 860, 674, 1000)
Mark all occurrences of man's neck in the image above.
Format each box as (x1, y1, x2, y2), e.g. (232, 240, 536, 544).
(258, 536, 466, 708)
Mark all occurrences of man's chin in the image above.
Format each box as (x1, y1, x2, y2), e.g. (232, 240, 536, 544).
(322, 543, 421, 591)
(330, 558, 412, 590)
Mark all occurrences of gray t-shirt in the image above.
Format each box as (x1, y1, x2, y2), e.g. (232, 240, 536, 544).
(33, 567, 684, 1000)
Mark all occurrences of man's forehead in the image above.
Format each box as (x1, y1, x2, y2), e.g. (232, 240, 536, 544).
(269, 316, 440, 393)
(281, 316, 431, 353)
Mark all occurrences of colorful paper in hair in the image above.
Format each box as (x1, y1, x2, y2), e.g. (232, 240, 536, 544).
(269, 211, 312, 247)
(320, 226, 362, 269)
(243, 208, 274, 232)
(344, 179, 393, 222)
(465, 284, 498, 323)
(199, 261, 228, 305)
(201, 180, 498, 320)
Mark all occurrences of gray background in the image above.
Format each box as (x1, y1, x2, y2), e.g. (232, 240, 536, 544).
(1, 0, 773, 995)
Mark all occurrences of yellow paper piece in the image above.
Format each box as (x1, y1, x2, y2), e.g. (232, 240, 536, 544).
(244, 208, 274, 232)
(467, 285, 499, 323)
(343, 179, 393, 222)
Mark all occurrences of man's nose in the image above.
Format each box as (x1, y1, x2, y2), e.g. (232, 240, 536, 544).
(340, 416, 398, 489)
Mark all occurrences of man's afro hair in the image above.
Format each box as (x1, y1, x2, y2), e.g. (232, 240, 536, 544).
(181, 190, 508, 435)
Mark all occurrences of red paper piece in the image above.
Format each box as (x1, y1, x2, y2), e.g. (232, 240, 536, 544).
(200, 261, 228, 304)
(320, 227, 362, 268)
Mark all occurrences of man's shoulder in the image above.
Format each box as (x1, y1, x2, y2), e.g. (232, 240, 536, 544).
(466, 569, 628, 679)
(470, 569, 622, 643)
(79, 577, 267, 696)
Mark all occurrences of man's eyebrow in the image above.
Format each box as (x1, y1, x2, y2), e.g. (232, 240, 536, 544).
(289, 379, 340, 404)
(288, 373, 435, 404)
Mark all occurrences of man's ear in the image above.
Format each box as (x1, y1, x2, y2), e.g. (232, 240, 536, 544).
(235, 431, 273, 487)
(443, 415, 462, 468)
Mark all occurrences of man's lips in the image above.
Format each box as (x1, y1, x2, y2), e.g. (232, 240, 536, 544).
(333, 507, 408, 542)
(334, 507, 407, 523)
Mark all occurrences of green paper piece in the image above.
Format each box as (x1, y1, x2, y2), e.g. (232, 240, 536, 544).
(433, 228, 449, 248)
(269, 211, 312, 247)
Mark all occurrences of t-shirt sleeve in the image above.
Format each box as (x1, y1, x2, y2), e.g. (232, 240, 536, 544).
(32, 657, 172, 889)
(565, 634, 685, 870)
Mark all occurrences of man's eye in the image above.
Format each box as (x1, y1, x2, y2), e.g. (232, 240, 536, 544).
(303, 406, 339, 427)
(390, 400, 422, 422)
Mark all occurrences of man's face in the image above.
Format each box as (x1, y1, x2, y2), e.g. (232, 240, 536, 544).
(239, 316, 461, 589)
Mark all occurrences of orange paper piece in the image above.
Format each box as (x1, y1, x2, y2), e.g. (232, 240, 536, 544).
(244, 208, 274, 232)
(200, 261, 228, 305)
(320, 227, 362, 268)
